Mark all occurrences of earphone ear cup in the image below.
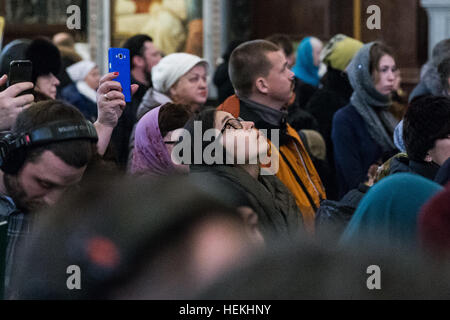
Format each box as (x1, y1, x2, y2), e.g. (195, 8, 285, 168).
(1, 145, 27, 175)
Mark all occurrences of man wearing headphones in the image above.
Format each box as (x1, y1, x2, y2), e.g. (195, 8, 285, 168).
(0, 100, 99, 291)
(0, 75, 34, 131)
(0, 69, 137, 293)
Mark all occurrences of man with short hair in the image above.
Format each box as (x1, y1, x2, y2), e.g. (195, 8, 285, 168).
(0, 100, 98, 291)
(218, 40, 326, 232)
(112, 35, 162, 167)
(0, 71, 137, 294)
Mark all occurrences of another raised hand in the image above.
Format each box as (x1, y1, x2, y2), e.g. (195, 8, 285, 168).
(0, 75, 34, 131)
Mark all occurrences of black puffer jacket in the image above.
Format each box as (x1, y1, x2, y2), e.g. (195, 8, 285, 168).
(375, 153, 441, 183)
(287, 78, 319, 132)
(434, 157, 450, 186)
(304, 68, 353, 200)
(305, 68, 353, 167)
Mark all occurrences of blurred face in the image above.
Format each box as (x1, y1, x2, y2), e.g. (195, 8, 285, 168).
(170, 64, 208, 111)
(188, 215, 255, 289)
(373, 55, 397, 95)
(163, 128, 189, 174)
(428, 135, 450, 166)
(263, 50, 295, 108)
(84, 67, 101, 91)
(214, 111, 269, 165)
(4, 151, 86, 213)
(142, 41, 162, 73)
(312, 41, 323, 67)
(36, 73, 60, 99)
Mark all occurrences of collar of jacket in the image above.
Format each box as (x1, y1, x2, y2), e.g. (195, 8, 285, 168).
(239, 96, 287, 127)
(390, 156, 440, 180)
(218, 95, 291, 144)
(409, 160, 440, 180)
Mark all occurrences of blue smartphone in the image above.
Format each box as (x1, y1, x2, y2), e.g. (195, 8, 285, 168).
(108, 48, 131, 102)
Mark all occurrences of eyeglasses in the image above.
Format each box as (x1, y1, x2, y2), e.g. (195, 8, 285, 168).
(220, 117, 244, 134)
(164, 136, 183, 145)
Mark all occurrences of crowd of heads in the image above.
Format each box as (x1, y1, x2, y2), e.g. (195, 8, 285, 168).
(0, 27, 449, 300)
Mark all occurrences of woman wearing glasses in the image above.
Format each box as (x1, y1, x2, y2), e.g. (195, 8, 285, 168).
(185, 108, 303, 241)
(130, 103, 193, 176)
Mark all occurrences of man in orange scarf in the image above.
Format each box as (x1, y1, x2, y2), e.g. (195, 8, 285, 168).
(218, 40, 326, 233)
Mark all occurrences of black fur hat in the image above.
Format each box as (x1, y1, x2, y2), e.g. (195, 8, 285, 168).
(25, 38, 61, 83)
(404, 95, 450, 162)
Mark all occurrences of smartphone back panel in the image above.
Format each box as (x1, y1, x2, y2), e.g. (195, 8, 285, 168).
(108, 48, 131, 102)
(8, 60, 33, 96)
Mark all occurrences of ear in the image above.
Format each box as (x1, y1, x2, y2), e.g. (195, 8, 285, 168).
(132, 55, 145, 69)
(254, 76, 269, 95)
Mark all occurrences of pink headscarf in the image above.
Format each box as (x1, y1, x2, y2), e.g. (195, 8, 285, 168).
(131, 106, 176, 176)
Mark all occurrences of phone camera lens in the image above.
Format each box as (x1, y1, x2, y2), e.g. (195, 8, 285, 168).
(118, 54, 123, 59)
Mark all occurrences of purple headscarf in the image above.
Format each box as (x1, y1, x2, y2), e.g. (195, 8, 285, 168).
(131, 106, 176, 176)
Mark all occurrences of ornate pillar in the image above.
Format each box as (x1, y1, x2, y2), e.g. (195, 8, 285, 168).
(421, 0, 450, 58)
(88, 0, 111, 75)
(203, 0, 228, 99)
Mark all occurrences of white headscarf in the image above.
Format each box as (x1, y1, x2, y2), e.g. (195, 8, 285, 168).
(66, 60, 98, 103)
(66, 60, 96, 82)
(151, 53, 208, 94)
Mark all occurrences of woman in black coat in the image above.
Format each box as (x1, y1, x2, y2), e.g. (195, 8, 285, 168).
(182, 108, 303, 241)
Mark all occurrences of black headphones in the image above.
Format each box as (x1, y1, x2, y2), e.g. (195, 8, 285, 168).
(0, 120, 98, 175)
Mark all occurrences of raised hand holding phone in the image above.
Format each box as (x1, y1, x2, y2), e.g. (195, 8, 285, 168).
(0, 75, 34, 130)
(108, 48, 131, 102)
(95, 72, 139, 156)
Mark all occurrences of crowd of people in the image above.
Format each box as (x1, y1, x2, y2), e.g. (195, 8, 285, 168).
(0, 30, 449, 300)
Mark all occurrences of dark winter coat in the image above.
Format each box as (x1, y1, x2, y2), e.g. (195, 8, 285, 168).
(60, 83, 98, 122)
(332, 104, 390, 197)
(111, 76, 149, 168)
(287, 78, 319, 131)
(190, 165, 303, 240)
(435, 158, 450, 186)
(213, 62, 234, 104)
(305, 68, 353, 199)
(376, 153, 443, 184)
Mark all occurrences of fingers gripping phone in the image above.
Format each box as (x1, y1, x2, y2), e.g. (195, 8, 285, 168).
(108, 48, 131, 102)
(8, 60, 33, 96)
